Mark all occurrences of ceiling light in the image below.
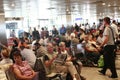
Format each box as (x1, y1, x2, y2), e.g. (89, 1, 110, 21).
(102, 3, 106, 5)
(68, 11, 71, 14)
(103, 13, 105, 15)
(108, 4, 111, 7)
(11, 3, 15, 7)
(66, 8, 69, 12)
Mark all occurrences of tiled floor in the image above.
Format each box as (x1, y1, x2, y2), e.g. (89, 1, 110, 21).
(81, 67, 120, 80)
(80, 53, 120, 80)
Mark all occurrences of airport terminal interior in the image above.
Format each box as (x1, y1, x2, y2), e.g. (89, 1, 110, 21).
(0, 0, 120, 80)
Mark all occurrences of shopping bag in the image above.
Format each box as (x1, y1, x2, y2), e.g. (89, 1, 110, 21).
(98, 55, 104, 68)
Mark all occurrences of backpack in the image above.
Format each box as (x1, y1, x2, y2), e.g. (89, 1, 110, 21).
(34, 57, 46, 80)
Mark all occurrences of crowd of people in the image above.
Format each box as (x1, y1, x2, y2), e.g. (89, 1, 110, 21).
(0, 17, 120, 80)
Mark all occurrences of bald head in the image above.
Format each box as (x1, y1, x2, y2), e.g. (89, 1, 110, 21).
(47, 43, 53, 48)
(59, 42, 66, 51)
(59, 42, 65, 47)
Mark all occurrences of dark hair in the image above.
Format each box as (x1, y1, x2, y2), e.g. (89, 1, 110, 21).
(99, 30, 103, 35)
(12, 50, 22, 57)
(20, 38, 25, 43)
(34, 28, 36, 31)
(20, 46, 25, 50)
(103, 17, 111, 24)
(34, 42, 41, 46)
(41, 27, 44, 30)
(112, 20, 116, 23)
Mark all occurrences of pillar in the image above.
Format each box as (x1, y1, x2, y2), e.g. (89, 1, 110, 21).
(66, 14, 72, 25)
(0, 13, 7, 46)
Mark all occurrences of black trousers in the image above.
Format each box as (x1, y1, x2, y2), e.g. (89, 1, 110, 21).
(102, 45, 117, 77)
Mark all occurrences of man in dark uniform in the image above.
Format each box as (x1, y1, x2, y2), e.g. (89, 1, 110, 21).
(32, 28, 40, 40)
(99, 17, 118, 78)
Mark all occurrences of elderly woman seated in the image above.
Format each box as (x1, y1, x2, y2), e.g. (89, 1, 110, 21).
(12, 50, 39, 80)
(0, 48, 13, 71)
(84, 35, 101, 65)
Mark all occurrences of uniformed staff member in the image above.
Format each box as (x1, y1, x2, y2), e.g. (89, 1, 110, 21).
(99, 17, 118, 78)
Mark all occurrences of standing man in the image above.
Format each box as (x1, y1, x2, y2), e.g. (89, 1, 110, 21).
(52, 25, 58, 37)
(111, 20, 119, 38)
(32, 28, 40, 40)
(92, 22, 97, 30)
(10, 30, 16, 38)
(29, 27, 32, 42)
(75, 23, 79, 32)
(85, 23, 90, 34)
(99, 17, 118, 78)
(60, 24, 66, 35)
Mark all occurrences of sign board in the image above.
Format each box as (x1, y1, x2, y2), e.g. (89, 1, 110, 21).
(6, 22, 18, 29)
(75, 18, 82, 21)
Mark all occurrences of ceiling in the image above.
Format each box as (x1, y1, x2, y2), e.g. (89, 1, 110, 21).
(1, 0, 120, 18)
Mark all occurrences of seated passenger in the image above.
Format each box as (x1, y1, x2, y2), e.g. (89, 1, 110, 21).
(84, 35, 100, 64)
(18, 38, 29, 49)
(52, 41, 59, 52)
(44, 42, 81, 80)
(59, 42, 86, 80)
(19, 46, 36, 68)
(12, 51, 38, 80)
(79, 28, 85, 40)
(97, 30, 104, 45)
(24, 37, 30, 44)
(34, 43, 47, 57)
(31, 39, 40, 51)
(0, 48, 13, 71)
(12, 37, 19, 49)
(85, 35, 100, 53)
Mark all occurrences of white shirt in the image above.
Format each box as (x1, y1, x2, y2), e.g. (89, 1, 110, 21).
(39, 38, 44, 45)
(31, 40, 37, 50)
(61, 50, 71, 60)
(0, 58, 13, 71)
(81, 26, 85, 31)
(103, 26, 115, 45)
(0, 58, 13, 65)
(29, 29, 32, 35)
(44, 38, 48, 46)
(111, 23, 119, 38)
(86, 25, 90, 29)
(77, 44, 85, 54)
(97, 36, 104, 44)
(80, 33, 85, 40)
(21, 48, 36, 68)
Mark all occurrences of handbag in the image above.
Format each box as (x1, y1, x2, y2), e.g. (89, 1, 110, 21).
(34, 57, 46, 80)
(98, 55, 104, 68)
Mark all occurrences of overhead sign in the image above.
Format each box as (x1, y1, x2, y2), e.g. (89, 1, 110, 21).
(6, 22, 18, 29)
(75, 18, 82, 21)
